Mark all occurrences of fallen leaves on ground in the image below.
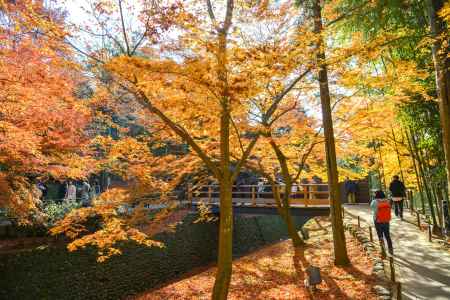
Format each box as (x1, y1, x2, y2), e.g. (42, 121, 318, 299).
(132, 217, 379, 300)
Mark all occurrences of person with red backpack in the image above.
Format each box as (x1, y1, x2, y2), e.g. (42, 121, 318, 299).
(370, 190, 394, 255)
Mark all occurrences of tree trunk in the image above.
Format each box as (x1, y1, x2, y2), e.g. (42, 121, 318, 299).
(212, 180, 233, 300)
(281, 191, 304, 248)
(428, 0, 450, 209)
(404, 129, 426, 213)
(411, 129, 438, 226)
(376, 142, 387, 191)
(272, 182, 305, 248)
(212, 13, 233, 298)
(312, 0, 349, 266)
(284, 206, 304, 247)
(391, 127, 406, 184)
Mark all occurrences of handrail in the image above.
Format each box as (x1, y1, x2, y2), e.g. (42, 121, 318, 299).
(198, 184, 329, 187)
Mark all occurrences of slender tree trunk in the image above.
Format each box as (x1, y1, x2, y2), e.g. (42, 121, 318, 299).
(212, 180, 233, 300)
(272, 181, 304, 248)
(391, 127, 406, 183)
(212, 12, 233, 298)
(281, 191, 304, 247)
(411, 130, 438, 226)
(376, 142, 387, 191)
(428, 0, 450, 208)
(312, 0, 349, 266)
(404, 129, 426, 213)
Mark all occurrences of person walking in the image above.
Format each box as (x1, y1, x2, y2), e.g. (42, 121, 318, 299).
(344, 177, 358, 204)
(389, 175, 406, 219)
(291, 181, 299, 199)
(65, 181, 77, 202)
(257, 178, 265, 199)
(370, 190, 394, 256)
(80, 181, 91, 207)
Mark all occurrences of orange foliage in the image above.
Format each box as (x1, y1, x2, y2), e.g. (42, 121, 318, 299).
(0, 1, 92, 222)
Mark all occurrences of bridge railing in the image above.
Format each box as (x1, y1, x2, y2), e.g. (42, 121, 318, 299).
(188, 184, 330, 207)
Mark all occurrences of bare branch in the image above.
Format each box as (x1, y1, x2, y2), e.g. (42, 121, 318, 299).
(223, 0, 234, 32)
(118, 0, 131, 56)
(263, 68, 310, 124)
(205, 0, 218, 30)
(230, 116, 245, 155)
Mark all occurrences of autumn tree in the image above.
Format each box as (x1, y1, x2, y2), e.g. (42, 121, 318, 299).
(0, 0, 92, 222)
(58, 1, 316, 298)
(247, 100, 324, 247)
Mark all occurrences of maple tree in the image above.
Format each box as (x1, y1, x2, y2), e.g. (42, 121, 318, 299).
(65, 1, 320, 298)
(0, 0, 92, 222)
(246, 101, 325, 248)
(5, 0, 450, 298)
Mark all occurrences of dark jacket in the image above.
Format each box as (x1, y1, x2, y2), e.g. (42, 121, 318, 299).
(389, 179, 405, 197)
(344, 180, 358, 194)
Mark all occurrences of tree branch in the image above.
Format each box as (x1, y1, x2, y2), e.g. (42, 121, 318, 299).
(205, 0, 219, 30)
(263, 68, 310, 124)
(118, 0, 131, 56)
(119, 80, 221, 179)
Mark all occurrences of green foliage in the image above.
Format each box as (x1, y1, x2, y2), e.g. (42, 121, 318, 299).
(43, 201, 82, 227)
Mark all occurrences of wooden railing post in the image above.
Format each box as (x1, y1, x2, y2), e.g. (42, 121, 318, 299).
(274, 185, 279, 205)
(428, 224, 433, 242)
(208, 186, 212, 204)
(251, 186, 256, 206)
(357, 215, 360, 228)
(389, 256, 396, 282)
(187, 183, 192, 207)
(369, 225, 373, 242)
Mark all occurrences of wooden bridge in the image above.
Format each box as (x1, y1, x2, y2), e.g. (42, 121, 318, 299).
(186, 184, 331, 217)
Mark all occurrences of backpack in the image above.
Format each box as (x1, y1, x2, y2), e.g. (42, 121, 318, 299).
(376, 200, 391, 223)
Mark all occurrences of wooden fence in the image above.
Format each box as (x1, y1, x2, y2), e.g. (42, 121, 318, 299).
(188, 184, 330, 207)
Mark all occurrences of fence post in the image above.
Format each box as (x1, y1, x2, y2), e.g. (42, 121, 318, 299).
(428, 224, 432, 242)
(369, 226, 373, 242)
(251, 186, 256, 206)
(357, 215, 360, 228)
(208, 186, 212, 204)
(389, 256, 396, 282)
(417, 212, 421, 228)
(409, 190, 414, 212)
(187, 183, 192, 207)
(274, 185, 279, 203)
(395, 282, 402, 300)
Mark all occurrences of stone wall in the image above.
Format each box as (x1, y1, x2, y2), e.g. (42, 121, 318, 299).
(0, 213, 309, 300)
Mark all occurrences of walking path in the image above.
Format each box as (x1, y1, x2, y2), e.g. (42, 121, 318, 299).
(344, 204, 450, 300)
